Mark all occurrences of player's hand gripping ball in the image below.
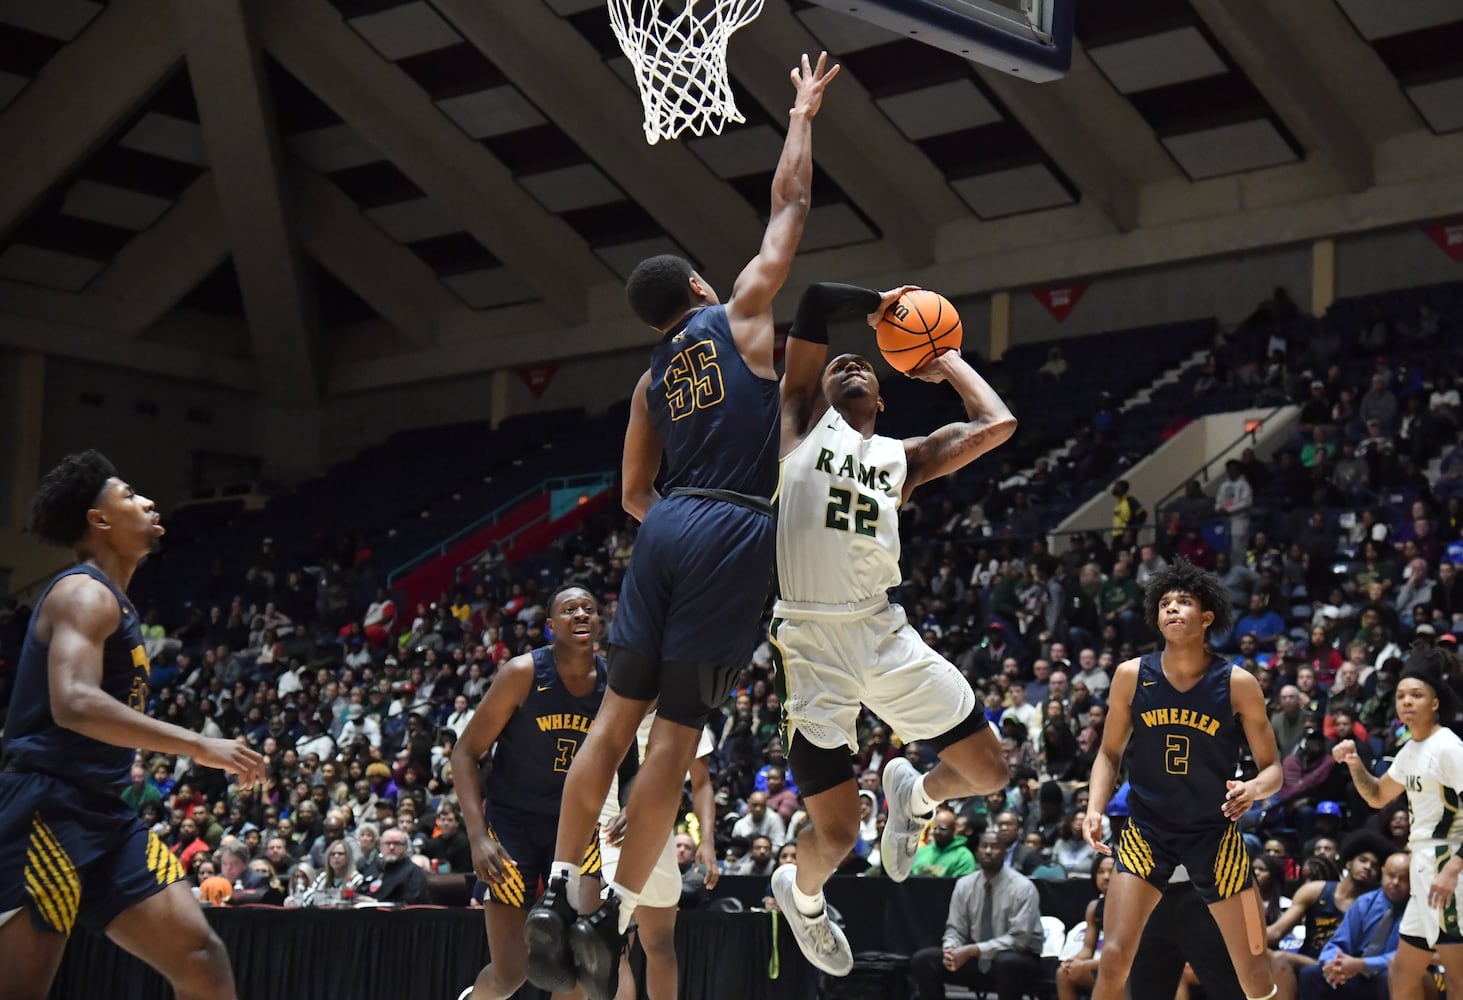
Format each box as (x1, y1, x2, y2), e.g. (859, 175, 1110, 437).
(876, 290, 962, 373)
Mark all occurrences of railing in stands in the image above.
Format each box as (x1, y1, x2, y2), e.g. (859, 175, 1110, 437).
(1150, 403, 1288, 514)
(385, 473, 615, 588)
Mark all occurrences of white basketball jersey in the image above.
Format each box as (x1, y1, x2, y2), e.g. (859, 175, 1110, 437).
(1388, 726, 1463, 850)
(600, 713, 714, 825)
(776, 412, 907, 605)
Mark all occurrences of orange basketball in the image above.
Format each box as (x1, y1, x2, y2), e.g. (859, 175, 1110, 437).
(876, 290, 962, 373)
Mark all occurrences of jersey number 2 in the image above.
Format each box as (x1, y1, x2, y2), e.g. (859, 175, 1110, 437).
(825, 487, 878, 537)
(553, 738, 578, 774)
(1165, 734, 1190, 775)
(663, 340, 725, 421)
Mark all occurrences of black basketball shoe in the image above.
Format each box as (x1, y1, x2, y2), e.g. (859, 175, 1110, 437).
(524, 874, 578, 993)
(569, 892, 627, 1000)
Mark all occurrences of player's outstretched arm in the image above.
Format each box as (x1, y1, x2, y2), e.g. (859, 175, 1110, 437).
(46, 575, 265, 784)
(1223, 668, 1283, 821)
(1083, 659, 1138, 853)
(622, 369, 664, 522)
(451, 654, 534, 886)
(780, 282, 913, 452)
(1330, 739, 1403, 808)
(901, 351, 1018, 503)
(727, 53, 839, 365)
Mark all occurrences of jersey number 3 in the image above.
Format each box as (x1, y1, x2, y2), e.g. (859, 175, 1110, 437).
(1165, 734, 1190, 775)
(553, 738, 578, 774)
(664, 340, 725, 421)
(825, 487, 878, 537)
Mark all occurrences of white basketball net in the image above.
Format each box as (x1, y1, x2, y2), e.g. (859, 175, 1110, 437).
(607, 0, 765, 145)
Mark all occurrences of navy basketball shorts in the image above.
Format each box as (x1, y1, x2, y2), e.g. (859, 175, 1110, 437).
(607, 495, 774, 724)
(1113, 813, 1252, 905)
(479, 805, 601, 909)
(0, 771, 185, 935)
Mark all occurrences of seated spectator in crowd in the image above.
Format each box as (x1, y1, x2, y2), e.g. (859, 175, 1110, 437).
(421, 806, 472, 874)
(301, 841, 364, 908)
(1056, 855, 1113, 1000)
(122, 759, 163, 814)
(910, 832, 1043, 1000)
(361, 828, 430, 904)
(676, 834, 710, 909)
(731, 791, 787, 851)
(1234, 593, 1288, 652)
(1271, 685, 1308, 758)
(1296, 852, 1408, 1000)
(732, 835, 776, 877)
(912, 807, 976, 878)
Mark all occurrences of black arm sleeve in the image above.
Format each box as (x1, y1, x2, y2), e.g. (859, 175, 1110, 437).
(788, 282, 882, 345)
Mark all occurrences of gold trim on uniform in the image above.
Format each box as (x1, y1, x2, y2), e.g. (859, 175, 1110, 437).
(1211, 823, 1248, 899)
(484, 824, 528, 908)
(146, 832, 185, 886)
(582, 826, 602, 876)
(25, 815, 80, 935)
(1116, 822, 1154, 879)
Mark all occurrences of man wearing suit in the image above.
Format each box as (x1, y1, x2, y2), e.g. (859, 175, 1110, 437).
(993, 811, 1041, 875)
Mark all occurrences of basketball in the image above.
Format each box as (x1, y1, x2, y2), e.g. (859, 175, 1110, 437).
(876, 290, 963, 373)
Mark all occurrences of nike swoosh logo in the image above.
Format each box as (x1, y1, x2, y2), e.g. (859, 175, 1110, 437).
(1142, 681, 1157, 687)
(826, 423, 839, 430)
(537, 684, 553, 692)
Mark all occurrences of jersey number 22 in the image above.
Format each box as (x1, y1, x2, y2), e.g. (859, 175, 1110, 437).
(825, 486, 878, 537)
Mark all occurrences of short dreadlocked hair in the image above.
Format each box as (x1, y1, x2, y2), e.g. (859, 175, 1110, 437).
(29, 450, 117, 548)
(1143, 558, 1234, 640)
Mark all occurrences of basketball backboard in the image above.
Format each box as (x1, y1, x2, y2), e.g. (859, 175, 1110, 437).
(801, 0, 1073, 82)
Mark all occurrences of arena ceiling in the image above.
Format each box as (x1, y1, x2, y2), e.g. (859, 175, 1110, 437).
(0, 0, 1461, 402)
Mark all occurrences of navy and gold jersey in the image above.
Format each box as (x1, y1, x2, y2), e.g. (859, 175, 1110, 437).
(1301, 881, 1343, 959)
(485, 646, 607, 817)
(3, 565, 150, 792)
(647, 305, 780, 500)
(1127, 652, 1244, 831)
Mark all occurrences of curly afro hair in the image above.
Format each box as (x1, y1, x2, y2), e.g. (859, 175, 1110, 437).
(29, 450, 117, 548)
(1142, 557, 1235, 641)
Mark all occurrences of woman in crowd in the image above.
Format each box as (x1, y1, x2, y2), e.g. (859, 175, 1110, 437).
(1056, 855, 1113, 1000)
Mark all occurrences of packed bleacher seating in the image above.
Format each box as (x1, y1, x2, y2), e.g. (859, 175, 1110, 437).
(2, 278, 1462, 997)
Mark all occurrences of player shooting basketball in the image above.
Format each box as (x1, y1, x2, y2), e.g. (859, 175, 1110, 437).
(767, 280, 1017, 975)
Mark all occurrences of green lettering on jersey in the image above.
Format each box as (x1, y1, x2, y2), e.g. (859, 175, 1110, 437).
(837, 455, 856, 478)
(815, 449, 835, 474)
(858, 464, 877, 489)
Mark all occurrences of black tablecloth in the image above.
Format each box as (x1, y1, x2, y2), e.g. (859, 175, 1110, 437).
(50, 906, 817, 1000)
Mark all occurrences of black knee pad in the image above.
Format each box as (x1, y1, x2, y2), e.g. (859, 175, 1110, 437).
(928, 705, 992, 752)
(656, 658, 740, 730)
(786, 734, 858, 798)
(607, 644, 660, 701)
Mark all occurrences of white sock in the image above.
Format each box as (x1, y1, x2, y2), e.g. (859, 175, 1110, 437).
(609, 881, 641, 934)
(908, 774, 939, 817)
(790, 878, 826, 918)
(550, 861, 581, 910)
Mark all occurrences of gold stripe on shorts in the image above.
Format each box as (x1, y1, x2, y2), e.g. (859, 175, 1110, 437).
(1117, 822, 1154, 879)
(25, 815, 80, 935)
(1212, 823, 1247, 899)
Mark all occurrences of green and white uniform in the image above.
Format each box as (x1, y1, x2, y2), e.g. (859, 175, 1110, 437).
(1389, 726, 1463, 946)
(772, 413, 975, 751)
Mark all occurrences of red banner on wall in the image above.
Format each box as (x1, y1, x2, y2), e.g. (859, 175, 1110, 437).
(1033, 282, 1090, 322)
(1424, 220, 1463, 262)
(518, 364, 559, 397)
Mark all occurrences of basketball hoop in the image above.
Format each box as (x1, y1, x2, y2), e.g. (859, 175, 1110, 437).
(607, 0, 765, 145)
